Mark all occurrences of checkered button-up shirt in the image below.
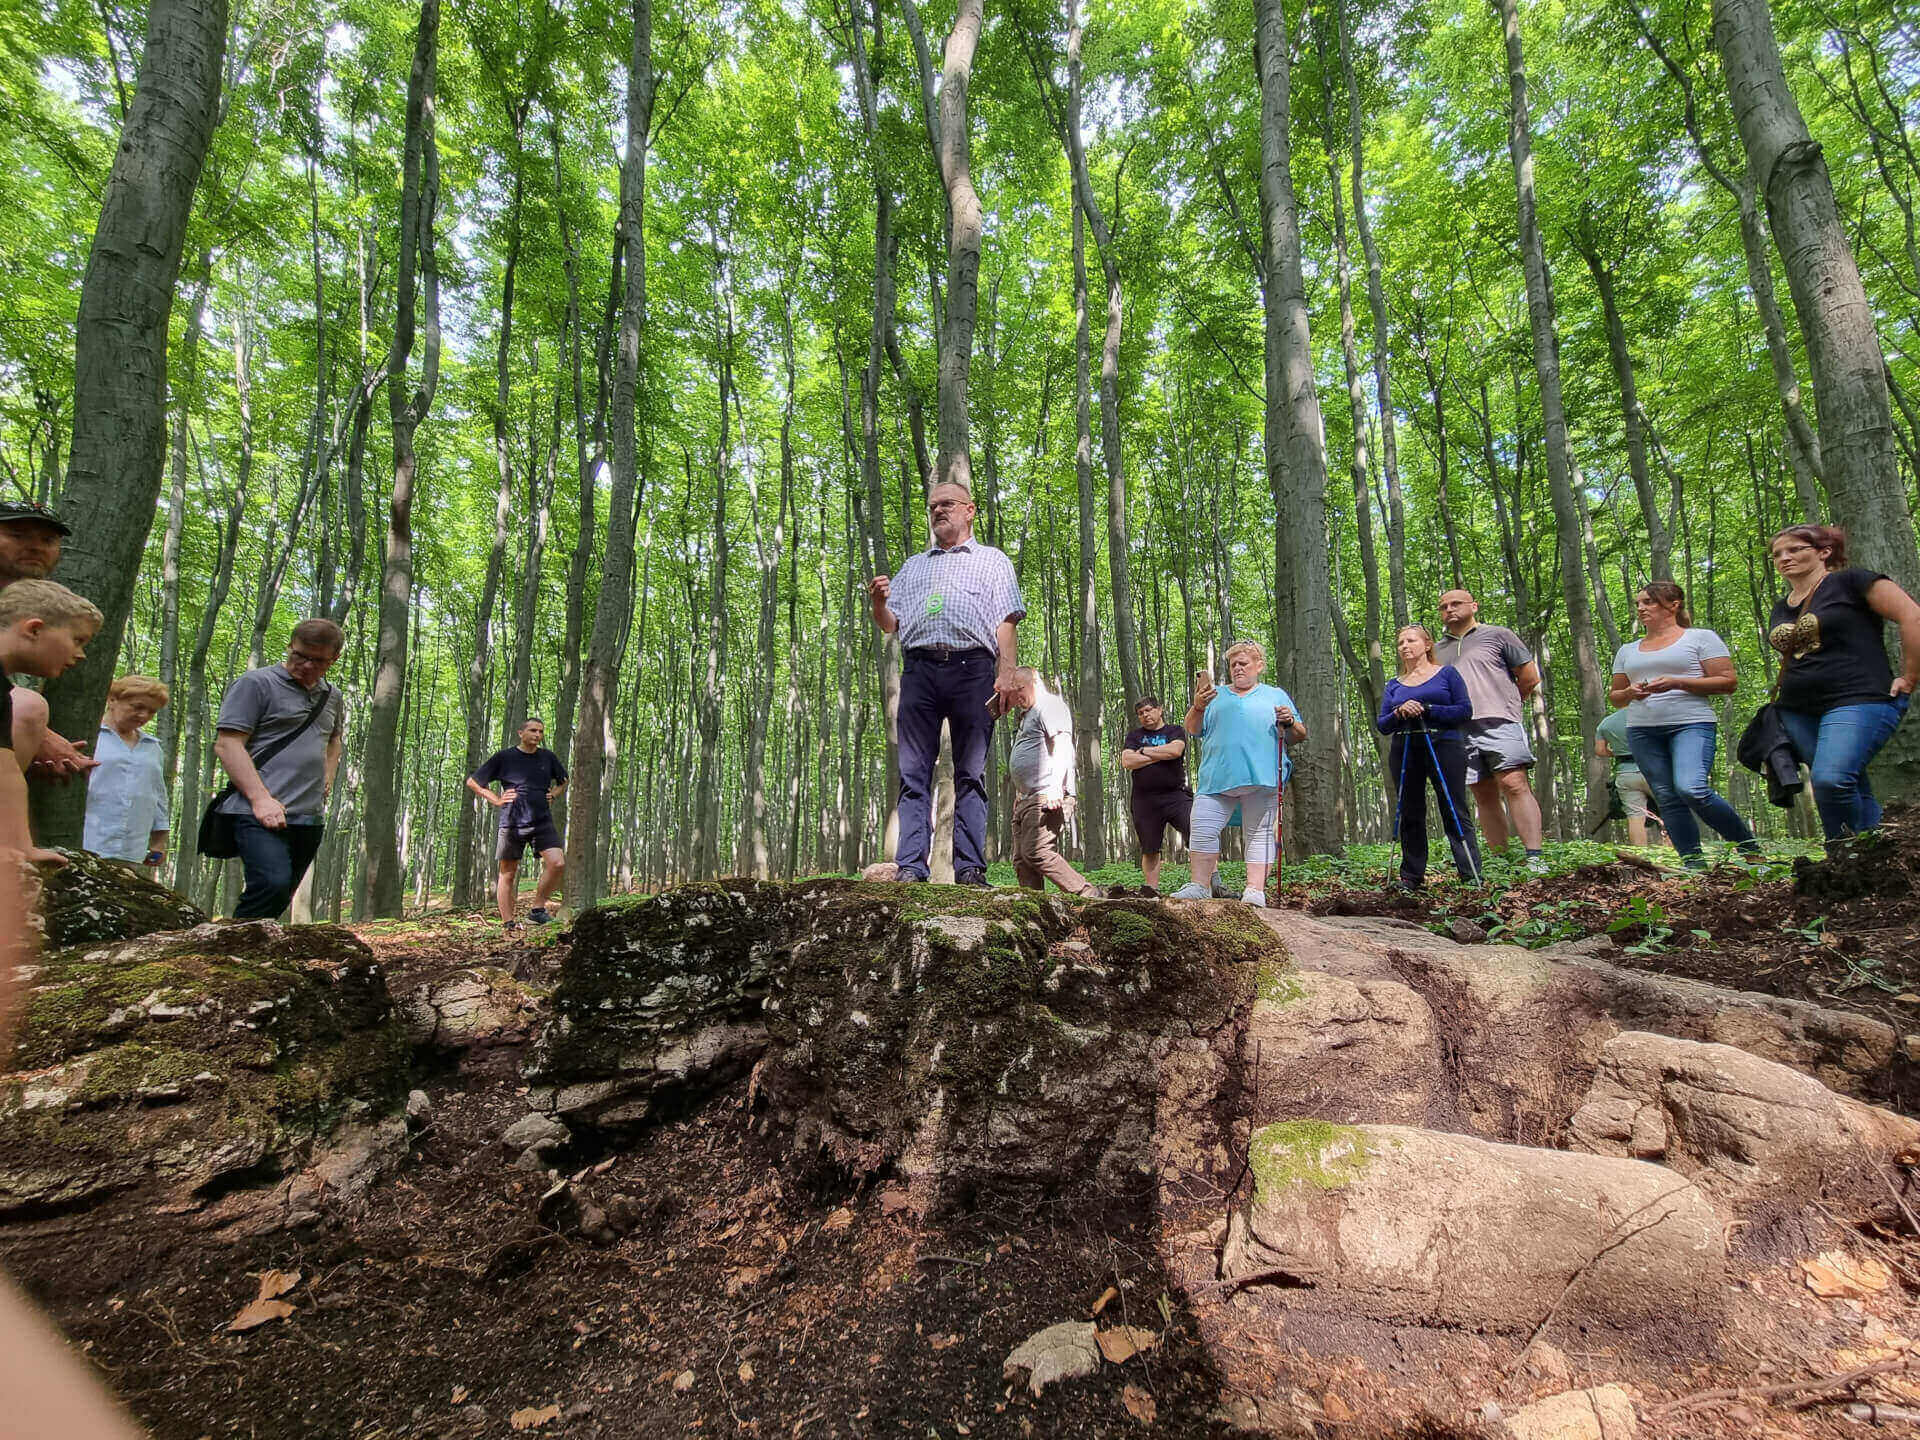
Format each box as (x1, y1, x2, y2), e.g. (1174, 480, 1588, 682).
(887, 538, 1026, 652)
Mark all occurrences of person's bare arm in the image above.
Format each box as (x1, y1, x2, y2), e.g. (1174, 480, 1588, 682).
(992, 617, 1021, 714)
(1514, 660, 1542, 700)
(465, 776, 506, 807)
(214, 729, 286, 830)
(1867, 579, 1920, 695)
(867, 575, 898, 634)
(1596, 737, 1614, 759)
(323, 729, 343, 796)
(1640, 656, 1738, 696)
(10, 690, 46, 777)
(548, 778, 567, 802)
(1609, 671, 1633, 708)
(1120, 748, 1150, 771)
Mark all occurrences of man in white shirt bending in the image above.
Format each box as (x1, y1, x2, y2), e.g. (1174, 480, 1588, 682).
(1006, 668, 1098, 897)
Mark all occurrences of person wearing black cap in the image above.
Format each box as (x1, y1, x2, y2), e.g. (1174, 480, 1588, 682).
(0, 501, 96, 783)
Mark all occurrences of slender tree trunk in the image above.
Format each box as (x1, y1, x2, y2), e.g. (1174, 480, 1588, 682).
(1572, 230, 1672, 584)
(1493, 0, 1609, 832)
(35, 0, 228, 846)
(566, 0, 653, 909)
(169, 471, 247, 895)
(158, 263, 211, 784)
(357, 0, 442, 918)
(1254, 0, 1339, 856)
(933, 0, 985, 488)
(1071, 194, 1107, 863)
(1335, 0, 1407, 627)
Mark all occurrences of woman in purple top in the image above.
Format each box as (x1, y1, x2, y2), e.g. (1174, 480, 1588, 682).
(1377, 625, 1483, 888)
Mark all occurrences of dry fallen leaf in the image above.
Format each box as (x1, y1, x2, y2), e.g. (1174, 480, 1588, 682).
(451, 1387, 468, 1405)
(1322, 1392, 1356, 1424)
(1802, 1251, 1892, 1299)
(1096, 1326, 1160, 1364)
(931, 1333, 960, 1351)
(879, 1188, 911, 1215)
(822, 1207, 854, 1232)
(738, 1362, 754, 1384)
(227, 1298, 296, 1332)
(508, 1403, 561, 1431)
(672, 1370, 695, 1393)
(1122, 1385, 1156, 1425)
(1091, 1286, 1118, 1316)
(256, 1269, 301, 1301)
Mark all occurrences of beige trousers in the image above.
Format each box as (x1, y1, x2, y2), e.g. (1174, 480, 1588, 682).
(1012, 791, 1094, 895)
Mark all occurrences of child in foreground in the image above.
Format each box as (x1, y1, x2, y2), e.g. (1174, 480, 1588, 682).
(1, 578, 104, 866)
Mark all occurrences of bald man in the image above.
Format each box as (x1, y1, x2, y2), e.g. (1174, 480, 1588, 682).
(1436, 589, 1546, 872)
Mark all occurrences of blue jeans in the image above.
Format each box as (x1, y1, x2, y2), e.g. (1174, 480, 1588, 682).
(1776, 697, 1908, 840)
(1626, 723, 1756, 862)
(894, 648, 998, 881)
(232, 818, 325, 919)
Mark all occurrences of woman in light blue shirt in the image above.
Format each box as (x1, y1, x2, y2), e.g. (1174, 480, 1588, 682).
(83, 675, 172, 869)
(1170, 640, 1307, 907)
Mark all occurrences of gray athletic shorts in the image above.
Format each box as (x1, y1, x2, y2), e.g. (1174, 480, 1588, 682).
(1615, 766, 1655, 820)
(1462, 718, 1535, 784)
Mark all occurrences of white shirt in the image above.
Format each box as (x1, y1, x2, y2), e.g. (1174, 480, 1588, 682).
(1010, 690, 1077, 801)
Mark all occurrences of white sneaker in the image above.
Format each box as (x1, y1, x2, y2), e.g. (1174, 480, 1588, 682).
(1170, 883, 1210, 900)
(1241, 888, 1268, 908)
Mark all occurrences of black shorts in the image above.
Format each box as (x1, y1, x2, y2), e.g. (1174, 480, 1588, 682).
(1130, 788, 1192, 854)
(497, 818, 564, 862)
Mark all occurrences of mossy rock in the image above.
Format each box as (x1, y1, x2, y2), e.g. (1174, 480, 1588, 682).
(0, 921, 409, 1216)
(1248, 1120, 1375, 1201)
(34, 848, 207, 947)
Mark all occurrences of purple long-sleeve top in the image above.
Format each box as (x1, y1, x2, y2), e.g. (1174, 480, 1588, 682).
(1376, 665, 1473, 734)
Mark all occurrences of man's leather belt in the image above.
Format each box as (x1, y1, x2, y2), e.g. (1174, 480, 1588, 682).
(906, 644, 992, 662)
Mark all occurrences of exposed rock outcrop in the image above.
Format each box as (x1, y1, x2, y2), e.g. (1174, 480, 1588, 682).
(0, 920, 408, 1218)
(33, 848, 207, 947)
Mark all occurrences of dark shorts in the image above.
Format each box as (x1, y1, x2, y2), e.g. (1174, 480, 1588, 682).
(1130, 788, 1192, 854)
(497, 817, 563, 862)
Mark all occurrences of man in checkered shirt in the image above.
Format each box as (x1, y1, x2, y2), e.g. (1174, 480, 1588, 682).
(868, 480, 1025, 885)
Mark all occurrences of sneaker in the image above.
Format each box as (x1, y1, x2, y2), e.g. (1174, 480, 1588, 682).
(528, 907, 554, 926)
(503, 919, 524, 934)
(1240, 888, 1268, 908)
(956, 871, 991, 889)
(1525, 856, 1548, 876)
(1170, 883, 1211, 900)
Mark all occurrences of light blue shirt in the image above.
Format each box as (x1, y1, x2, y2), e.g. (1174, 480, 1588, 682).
(1196, 683, 1298, 793)
(83, 726, 171, 861)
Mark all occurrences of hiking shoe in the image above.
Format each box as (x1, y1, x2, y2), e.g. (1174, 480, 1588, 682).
(956, 871, 991, 889)
(1240, 888, 1268, 908)
(528, 907, 554, 926)
(503, 920, 524, 934)
(1170, 883, 1210, 900)
(1525, 856, 1549, 876)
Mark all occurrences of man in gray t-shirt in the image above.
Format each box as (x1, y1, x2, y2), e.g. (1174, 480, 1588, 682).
(213, 618, 346, 919)
(1436, 589, 1546, 869)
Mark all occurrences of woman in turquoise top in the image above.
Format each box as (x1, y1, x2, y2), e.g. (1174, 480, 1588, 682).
(1170, 640, 1307, 907)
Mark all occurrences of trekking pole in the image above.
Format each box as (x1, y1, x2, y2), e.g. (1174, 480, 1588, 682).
(1275, 727, 1286, 889)
(1424, 729, 1482, 884)
(1391, 731, 1413, 890)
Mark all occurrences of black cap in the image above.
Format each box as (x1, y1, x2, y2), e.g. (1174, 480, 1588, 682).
(0, 500, 72, 535)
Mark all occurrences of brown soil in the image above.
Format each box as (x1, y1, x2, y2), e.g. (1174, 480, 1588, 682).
(8, 827, 1920, 1440)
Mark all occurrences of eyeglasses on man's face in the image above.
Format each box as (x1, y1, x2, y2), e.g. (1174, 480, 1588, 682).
(286, 647, 339, 669)
(928, 498, 972, 515)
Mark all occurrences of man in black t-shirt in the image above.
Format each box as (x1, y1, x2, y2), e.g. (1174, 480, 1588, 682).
(1120, 697, 1193, 895)
(466, 718, 569, 928)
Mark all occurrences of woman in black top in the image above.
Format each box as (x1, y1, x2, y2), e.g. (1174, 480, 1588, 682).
(1767, 525, 1920, 839)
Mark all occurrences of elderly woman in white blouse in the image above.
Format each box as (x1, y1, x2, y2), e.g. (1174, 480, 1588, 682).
(83, 675, 172, 870)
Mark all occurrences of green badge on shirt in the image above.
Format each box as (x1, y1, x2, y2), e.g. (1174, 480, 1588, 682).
(926, 593, 945, 616)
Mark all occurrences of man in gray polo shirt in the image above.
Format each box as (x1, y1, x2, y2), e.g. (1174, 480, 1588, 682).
(213, 618, 346, 918)
(1436, 589, 1546, 871)
(867, 479, 1024, 885)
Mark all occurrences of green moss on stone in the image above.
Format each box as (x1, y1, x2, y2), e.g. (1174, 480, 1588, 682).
(1249, 1121, 1373, 1201)
(1255, 963, 1306, 1006)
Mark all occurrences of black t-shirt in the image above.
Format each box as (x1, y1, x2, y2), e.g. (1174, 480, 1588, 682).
(1769, 567, 1894, 713)
(473, 746, 568, 828)
(1124, 724, 1189, 795)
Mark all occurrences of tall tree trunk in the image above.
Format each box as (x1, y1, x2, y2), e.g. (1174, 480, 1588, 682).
(169, 469, 248, 896)
(1571, 226, 1672, 583)
(1493, 0, 1609, 833)
(1335, 0, 1407, 627)
(1254, 0, 1340, 856)
(35, 0, 228, 846)
(933, 0, 985, 487)
(1071, 194, 1107, 863)
(158, 262, 211, 785)
(566, 0, 653, 909)
(357, 0, 442, 918)
(1411, 302, 1466, 588)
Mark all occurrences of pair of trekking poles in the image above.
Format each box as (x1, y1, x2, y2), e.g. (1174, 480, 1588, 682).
(1388, 726, 1483, 887)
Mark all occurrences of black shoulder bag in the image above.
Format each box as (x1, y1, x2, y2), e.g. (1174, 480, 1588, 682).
(196, 685, 333, 859)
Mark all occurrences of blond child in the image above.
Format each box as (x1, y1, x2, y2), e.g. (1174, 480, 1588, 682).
(2, 579, 104, 866)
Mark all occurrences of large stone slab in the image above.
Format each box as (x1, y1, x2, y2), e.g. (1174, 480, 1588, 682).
(33, 848, 206, 947)
(1221, 1122, 1724, 1334)
(1242, 969, 1450, 1129)
(0, 921, 409, 1217)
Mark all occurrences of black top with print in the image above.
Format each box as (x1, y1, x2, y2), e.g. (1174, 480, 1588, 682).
(1769, 567, 1893, 713)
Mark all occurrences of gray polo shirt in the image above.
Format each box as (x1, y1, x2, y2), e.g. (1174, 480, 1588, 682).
(1435, 624, 1532, 725)
(215, 665, 344, 824)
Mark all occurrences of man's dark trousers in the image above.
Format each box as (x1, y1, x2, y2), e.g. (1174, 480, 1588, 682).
(895, 647, 997, 881)
(233, 818, 326, 918)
